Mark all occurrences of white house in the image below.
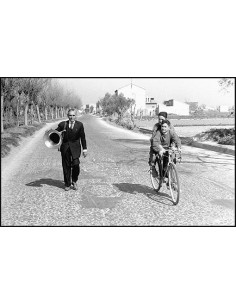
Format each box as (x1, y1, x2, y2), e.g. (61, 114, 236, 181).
(157, 99, 189, 116)
(145, 96, 157, 116)
(145, 103, 157, 116)
(218, 105, 229, 112)
(115, 83, 146, 115)
(204, 106, 216, 111)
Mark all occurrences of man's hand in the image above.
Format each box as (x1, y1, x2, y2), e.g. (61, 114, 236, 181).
(171, 144, 177, 151)
(159, 148, 165, 157)
(83, 150, 88, 158)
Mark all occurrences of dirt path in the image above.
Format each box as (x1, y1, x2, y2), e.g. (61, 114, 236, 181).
(1, 115, 234, 226)
(1, 119, 150, 188)
(1, 121, 61, 187)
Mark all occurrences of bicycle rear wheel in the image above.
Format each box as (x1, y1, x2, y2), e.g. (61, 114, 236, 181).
(150, 159, 162, 192)
(168, 163, 180, 205)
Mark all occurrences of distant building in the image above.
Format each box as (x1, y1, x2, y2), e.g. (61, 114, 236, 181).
(217, 105, 229, 112)
(204, 106, 216, 111)
(85, 104, 90, 113)
(185, 101, 198, 113)
(115, 85, 191, 116)
(157, 99, 189, 116)
(115, 83, 146, 115)
(145, 96, 157, 116)
(145, 103, 157, 116)
(146, 97, 155, 103)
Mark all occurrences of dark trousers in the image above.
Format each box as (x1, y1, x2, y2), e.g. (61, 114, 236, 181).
(62, 147, 80, 187)
(148, 147, 155, 165)
(149, 148, 168, 177)
(162, 153, 169, 177)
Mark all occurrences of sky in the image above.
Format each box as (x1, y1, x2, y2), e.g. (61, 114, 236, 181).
(57, 78, 234, 108)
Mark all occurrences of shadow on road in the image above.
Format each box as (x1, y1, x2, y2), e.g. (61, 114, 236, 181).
(26, 178, 64, 189)
(113, 183, 174, 206)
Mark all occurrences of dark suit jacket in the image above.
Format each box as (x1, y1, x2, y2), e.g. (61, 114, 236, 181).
(152, 129, 181, 153)
(56, 120, 87, 159)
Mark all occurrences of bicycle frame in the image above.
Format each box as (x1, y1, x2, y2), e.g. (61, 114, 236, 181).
(159, 149, 181, 183)
(150, 147, 181, 204)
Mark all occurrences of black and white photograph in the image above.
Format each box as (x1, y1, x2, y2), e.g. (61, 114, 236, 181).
(1, 1, 236, 305)
(1, 77, 235, 226)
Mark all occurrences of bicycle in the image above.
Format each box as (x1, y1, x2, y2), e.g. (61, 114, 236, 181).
(150, 148, 182, 205)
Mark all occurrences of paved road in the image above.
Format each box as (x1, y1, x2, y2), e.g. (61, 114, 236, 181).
(1, 115, 235, 226)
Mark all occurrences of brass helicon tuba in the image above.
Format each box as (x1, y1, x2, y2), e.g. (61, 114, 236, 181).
(43, 129, 66, 149)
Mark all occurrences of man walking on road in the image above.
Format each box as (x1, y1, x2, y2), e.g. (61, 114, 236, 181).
(56, 109, 87, 191)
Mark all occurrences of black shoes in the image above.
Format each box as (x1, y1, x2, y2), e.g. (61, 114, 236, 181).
(72, 182, 78, 190)
(64, 182, 78, 191)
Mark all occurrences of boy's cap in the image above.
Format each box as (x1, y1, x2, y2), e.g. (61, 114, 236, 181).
(158, 112, 167, 118)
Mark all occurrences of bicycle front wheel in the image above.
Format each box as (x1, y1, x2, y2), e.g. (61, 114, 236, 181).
(168, 163, 180, 205)
(150, 159, 162, 192)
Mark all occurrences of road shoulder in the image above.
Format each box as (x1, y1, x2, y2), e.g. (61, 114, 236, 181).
(1, 121, 61, 182)
(138, 127, 235, 156)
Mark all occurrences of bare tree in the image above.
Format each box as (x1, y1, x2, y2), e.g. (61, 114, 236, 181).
(1, 78, 17, 132)
(40, 80, 52, 121)
(32, 78, 50, 123)
(219, 78, 234, 92)
(1, 78, 83, 131)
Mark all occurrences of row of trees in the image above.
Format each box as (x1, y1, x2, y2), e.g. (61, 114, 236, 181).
(96, 93, 135, 121)
(1, 78, 82, 133)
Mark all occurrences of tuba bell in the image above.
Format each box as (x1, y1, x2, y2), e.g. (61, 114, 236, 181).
(43, 129, 64, 149)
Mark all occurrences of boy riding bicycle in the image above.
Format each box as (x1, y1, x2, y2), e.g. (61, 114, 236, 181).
(150, 120, 181, 179)
(148, 111, 177, 166)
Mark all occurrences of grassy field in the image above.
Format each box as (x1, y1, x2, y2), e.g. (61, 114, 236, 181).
(1, 122, 46, 158)
(194, 128, 235, 145)
(135, 117, 235, 128)
(103, 116, 235, 146)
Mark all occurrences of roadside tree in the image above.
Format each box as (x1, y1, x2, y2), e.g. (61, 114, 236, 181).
(219, 78, 234, 92)
(100, 93, 114, 116)
(111, 93, 135, 122)
(90, 105, 94, 113)
(1, 78, 19, 132)
(1, 78, 82, 131)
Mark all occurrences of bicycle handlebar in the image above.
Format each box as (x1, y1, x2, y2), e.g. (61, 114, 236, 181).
(161, 147, 182, 163)
(164, 147, 181, 154)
